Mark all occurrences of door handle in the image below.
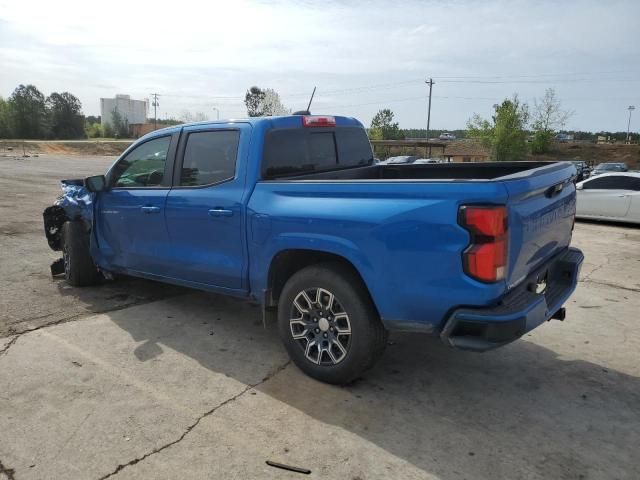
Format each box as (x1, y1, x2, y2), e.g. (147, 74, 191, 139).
(208, 208, 233, 217)
(141, 206, 161, 213)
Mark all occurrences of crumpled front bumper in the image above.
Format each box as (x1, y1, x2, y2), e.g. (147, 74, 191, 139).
(42, 179, 92, 251)
(441, 247, 584, 351)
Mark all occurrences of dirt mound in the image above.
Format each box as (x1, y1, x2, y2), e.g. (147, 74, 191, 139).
(530, 143, 640, 168)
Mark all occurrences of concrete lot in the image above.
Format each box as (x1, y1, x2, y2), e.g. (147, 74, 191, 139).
(1, 154, 639, 480)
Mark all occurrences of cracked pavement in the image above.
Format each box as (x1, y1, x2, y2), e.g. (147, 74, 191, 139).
(1, 155, 639, 479)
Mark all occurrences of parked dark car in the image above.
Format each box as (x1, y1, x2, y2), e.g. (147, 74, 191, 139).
(571, 160, 589, 182)
(591, 162, 628, 176)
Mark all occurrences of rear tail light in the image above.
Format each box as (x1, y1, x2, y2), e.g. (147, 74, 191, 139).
(302, 115, 336, 127)
(459, 205, 508, 282)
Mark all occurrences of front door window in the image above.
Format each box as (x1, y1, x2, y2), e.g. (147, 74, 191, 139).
(111, 136, 171, 188)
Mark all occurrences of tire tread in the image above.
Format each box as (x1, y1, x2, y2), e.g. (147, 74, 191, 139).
(62, 221, 101, 287)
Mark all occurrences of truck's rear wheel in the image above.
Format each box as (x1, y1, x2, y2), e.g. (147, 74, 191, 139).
(62, 221, 101, 287)
(278, 263, 388, 384)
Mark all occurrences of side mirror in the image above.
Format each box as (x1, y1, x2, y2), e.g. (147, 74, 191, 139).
(84, 174, 107, 192)
(576, 183, 584, 190)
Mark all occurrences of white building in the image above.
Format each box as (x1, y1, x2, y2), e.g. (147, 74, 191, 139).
(100, 94, 148, 127)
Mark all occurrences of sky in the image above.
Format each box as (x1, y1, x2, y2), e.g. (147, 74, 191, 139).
(1, 0, 639, 132)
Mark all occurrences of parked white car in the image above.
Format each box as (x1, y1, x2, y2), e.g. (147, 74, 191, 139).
(576, 172, 640, 224)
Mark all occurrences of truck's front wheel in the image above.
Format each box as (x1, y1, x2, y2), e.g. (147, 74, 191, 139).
(278, 263, 388, 384)
(62, 221, 102, 287)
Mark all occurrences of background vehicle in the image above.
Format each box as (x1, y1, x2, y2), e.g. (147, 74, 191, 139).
(571, 160, 590, 182)
(413, 158, 440, 164)
(576, 172, 640, 224)
(378, 155, 417, 165)
(43, 115, 583, 384)
(591, 162, 628, 176)
(439, 132, 456, 140)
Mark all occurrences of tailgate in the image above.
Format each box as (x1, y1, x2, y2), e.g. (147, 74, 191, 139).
(503, 163, 576, 289)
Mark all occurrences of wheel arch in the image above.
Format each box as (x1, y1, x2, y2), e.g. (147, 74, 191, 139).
(265, 249, 379, 315)
(43, 205, 70, 251)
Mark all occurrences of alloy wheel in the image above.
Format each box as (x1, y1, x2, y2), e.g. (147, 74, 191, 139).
(289, 287, 352, 365)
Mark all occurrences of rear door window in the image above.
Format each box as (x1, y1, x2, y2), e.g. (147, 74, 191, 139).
(180, 130, 240, 186)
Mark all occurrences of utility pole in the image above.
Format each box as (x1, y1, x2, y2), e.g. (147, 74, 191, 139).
(425, 78, 435, 157)
(627, 105, 635, 144)
(151, 93, 160, 130)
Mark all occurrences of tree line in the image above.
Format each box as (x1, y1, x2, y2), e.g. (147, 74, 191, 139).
(369, 89, 578, 160)
(467, 88, 572, 160)
(1, 84, 630, 149)
(0, 84, 85, 139)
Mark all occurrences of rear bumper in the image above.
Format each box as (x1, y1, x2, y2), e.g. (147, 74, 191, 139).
(440, 247, 584, 351)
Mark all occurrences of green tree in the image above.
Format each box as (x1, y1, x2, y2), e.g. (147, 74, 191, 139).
(262, 89, 290, 116)
(467, 96, 529, 161)
(46, 92, 85, 139)
(84, 115, 102, 138)
(110, 107, 129, 138)
(10, 84, 48, 138)
(245, 86, 266, 117)
(102, 122, 114, 138)
(530, 88, 572, 154)
(85, 122, 102, 138)
(370, 109, 403, 140)
(243, 86, 289, 117)
(0, 97, 14, 138)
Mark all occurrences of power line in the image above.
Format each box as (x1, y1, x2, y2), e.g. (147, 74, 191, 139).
(432, 68, 640, 80)
(436, 78, 639, 84)
(145, 74, 639, 106)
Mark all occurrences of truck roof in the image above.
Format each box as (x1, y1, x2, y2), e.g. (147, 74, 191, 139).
(141, 115, 364, 141)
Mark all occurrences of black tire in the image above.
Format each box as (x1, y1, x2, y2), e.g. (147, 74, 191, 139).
(62, 221, 101, 287)
(278, 262, 388, 385)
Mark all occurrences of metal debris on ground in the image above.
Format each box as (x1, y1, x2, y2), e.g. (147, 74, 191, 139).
(266, 460, 311, 475)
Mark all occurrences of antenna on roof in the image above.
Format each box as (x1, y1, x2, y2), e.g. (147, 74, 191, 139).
(306, 86, 316, 113)
(292, 87, 317, 115)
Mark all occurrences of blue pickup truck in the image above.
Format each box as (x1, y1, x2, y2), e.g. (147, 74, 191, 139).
(43, 114, 583, 384)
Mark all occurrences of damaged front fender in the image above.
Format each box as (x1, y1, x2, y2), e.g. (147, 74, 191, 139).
(43, 179, 94, 251)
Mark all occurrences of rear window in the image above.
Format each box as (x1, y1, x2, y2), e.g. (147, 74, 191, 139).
(596, 163, 626, 172)
(262, 126, 372, 178)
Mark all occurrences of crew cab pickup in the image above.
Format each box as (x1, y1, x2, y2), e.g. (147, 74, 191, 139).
(43, 114, 583, 384)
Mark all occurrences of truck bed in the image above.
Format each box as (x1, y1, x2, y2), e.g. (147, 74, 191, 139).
(272, 161, 563, 181)
(250, 158, 577, 331)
